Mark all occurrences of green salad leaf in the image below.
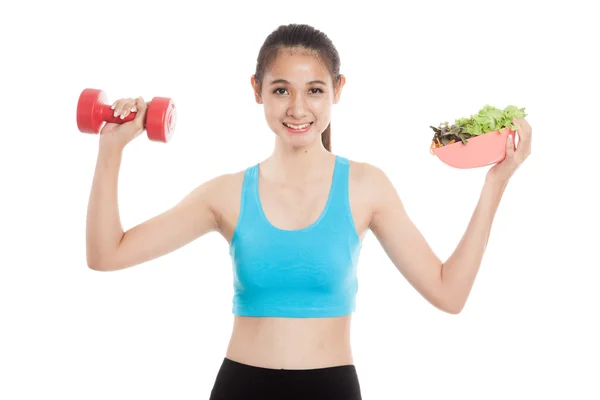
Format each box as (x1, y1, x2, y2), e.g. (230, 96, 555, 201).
(430, 104, 527, 148)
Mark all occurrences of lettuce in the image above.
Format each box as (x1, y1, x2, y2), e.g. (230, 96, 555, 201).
(430, 104, 527, 148)
(456, 104, 527, 135)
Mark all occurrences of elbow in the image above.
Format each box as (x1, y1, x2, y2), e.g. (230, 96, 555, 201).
(442, 294, 466, 314)
(87, 259, 110, 271)
(444, 303, 464, 315)
(87, 250, 105, 271)
(87, 234, 125, 271)
(429, 289, 463, 314)
(86, 244, 121, 271)
(434, 297, 463, 314)
(87, 255, 116, 272)
(439, 282, 465, 314)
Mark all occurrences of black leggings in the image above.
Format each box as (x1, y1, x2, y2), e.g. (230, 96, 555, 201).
(209, 357, 362, 400)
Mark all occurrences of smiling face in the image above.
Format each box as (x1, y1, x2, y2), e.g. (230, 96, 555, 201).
(251, 47, 345, 150)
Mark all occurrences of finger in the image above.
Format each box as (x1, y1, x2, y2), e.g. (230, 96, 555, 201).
(112, 98, 132, 118)
(506, 131, 516, 156)
(513, 118, 532, 151)
(520, 118, 532, 137)
(120, 99, 138, 120)
(132, 97, 147, 129)
(117, 98, 138, 119)
(135, 96, 147, 111)
(512, 118, 524, 147)
(114, 98, 137, 119)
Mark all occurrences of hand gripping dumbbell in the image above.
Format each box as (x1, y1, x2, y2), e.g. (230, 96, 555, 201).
(76, 88, 177, 142)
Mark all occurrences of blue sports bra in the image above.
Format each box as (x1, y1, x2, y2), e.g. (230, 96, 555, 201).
(228, 155, 362, 318)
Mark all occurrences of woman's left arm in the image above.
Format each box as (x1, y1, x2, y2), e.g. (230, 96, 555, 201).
(369, 118, 532, 314)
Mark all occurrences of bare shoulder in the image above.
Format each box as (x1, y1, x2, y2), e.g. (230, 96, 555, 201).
(200, 167, 247, 239)
(208, 168, 246, 192)
(201, 168, 245, 208)
(346, 158, 393, 195)
(344, 158, 396, 233)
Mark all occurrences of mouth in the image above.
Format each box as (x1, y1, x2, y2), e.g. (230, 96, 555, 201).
(283, 121, 314, 134)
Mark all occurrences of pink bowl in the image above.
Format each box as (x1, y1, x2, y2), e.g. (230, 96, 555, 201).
(431, 127, 515, 169)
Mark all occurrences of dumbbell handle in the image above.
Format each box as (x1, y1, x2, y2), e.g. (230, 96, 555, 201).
(99, 103, 152, 125)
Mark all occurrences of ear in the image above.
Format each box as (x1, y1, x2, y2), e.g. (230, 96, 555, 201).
(250, 75, 263, 104)
(333, 74, 346, 104)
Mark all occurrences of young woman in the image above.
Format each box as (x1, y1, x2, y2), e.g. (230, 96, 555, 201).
(86, 23, 532, 400)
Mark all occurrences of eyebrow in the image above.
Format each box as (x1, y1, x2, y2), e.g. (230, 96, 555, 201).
(269, 79, 328, 86)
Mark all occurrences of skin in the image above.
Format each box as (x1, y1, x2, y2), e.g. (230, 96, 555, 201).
(87, 46, 532, 370)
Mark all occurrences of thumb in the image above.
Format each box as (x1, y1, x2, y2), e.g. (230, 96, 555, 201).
(506, 131, 515, 156)
(132, 96, 147, 130)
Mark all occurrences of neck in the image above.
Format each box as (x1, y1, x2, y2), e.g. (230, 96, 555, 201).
(263, 139, 334, 183)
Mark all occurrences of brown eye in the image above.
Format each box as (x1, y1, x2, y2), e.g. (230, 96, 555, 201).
(309, 88, 324, 94)
(273, 88, 287, 95)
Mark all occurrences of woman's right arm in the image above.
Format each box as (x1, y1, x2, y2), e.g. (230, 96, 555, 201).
(86, 96, 220, 271)
(86, 146, 221, 271)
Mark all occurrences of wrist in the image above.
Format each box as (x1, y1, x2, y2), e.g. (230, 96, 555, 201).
(98, 144, 124, 164)
(485, 171, 510, 187)
(484, 175, 508, 197)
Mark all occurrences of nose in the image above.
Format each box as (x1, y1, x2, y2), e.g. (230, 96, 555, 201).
(287, 92, 308, 118)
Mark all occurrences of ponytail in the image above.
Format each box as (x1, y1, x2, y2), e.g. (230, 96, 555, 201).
(322, 123, 331, 152)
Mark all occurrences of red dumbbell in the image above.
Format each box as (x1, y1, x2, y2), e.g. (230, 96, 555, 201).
(76, 88, 176, 142)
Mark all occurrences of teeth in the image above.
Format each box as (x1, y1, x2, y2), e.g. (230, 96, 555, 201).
(285, 122, 311, 129)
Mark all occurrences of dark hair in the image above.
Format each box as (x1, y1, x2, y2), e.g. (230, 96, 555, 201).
(253, 24, 341, 152)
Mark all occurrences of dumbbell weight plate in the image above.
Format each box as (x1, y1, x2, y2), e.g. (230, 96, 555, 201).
(146, 97, 176, 142)
(76, 88, 107, 134)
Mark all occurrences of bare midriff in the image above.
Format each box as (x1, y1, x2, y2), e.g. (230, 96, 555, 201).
(224, 314, 354, 370)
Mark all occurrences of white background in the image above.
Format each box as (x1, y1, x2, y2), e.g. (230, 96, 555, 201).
(1, 0, 598, 399)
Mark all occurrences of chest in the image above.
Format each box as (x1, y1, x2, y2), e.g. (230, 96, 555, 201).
(258, 178, 331, 231)
(217, 169, 372, 244)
